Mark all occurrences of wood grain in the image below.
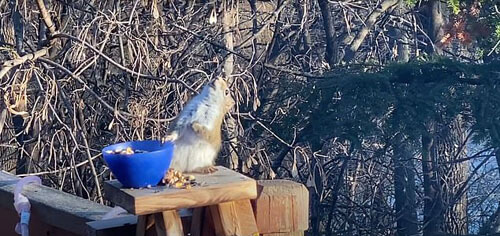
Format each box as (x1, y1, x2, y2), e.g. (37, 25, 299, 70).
(104, 166, 257, 215)
(210, 200, 259, 236)
(162, 210, 184, 236)
(252, 180, 309, 234)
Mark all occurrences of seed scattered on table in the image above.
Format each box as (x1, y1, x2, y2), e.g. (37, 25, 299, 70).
(162, 169, 197, 189)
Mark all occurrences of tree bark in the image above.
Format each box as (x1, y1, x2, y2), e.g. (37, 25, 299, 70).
(422, 126, 444, 236)
(317, 0, 337, 67)
(436, 117, 468, 235)
(391, 1, 410, 62)
(393, 134, 418, 236)
(423, 0, 446, 55)
(222, 5, 239, 171)
(343, 0, 400, 62)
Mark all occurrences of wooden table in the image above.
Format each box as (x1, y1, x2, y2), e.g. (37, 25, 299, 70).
(104, 166, 259, 236)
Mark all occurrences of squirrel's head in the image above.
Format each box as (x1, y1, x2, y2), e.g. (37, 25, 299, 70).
(209, 77, 235, 114)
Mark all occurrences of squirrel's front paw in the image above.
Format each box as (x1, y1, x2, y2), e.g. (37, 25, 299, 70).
(161, 132, 178, 143)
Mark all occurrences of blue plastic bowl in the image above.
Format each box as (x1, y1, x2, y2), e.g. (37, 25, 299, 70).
(102, 140, 174, 188)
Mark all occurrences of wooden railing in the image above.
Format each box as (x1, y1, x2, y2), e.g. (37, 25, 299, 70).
(0, 170, 309, 236)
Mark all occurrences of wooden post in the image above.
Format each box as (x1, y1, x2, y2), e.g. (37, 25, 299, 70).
(210, 200, 259, 236)
(252, 180, 309, 235)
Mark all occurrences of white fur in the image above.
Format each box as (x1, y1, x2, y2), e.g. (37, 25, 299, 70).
(169, 128, 217, 172)
(174, 84, 224, 130)
(168, 82, 225, 172)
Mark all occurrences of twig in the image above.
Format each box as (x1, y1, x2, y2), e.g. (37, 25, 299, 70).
(51, 33, 197, 93)
(38, 58, 176, 123)
(36, 0, 57, 36)
(263, 63, 325, 78)
(0, 48, 49, 79)
(76, 104, 104, 204)
(17, 153, 102, 177)
(170, 23, 249, 60)
(487, 39, 500, 57)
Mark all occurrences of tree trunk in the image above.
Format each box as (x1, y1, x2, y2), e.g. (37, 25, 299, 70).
(222, 4, 240, 171)
(423, 0, 446, 55)
(393, 134, 418, 236)
(317, 0, 337, 67)
(435, 117, 468, 234)
(422, 126, 444, 236)
(390, 1, 410, 62)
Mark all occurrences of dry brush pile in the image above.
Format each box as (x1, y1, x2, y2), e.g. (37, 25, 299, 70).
(1, 0, 499, 235)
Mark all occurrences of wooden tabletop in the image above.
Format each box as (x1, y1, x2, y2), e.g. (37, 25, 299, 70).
(103, 166, 257, 215)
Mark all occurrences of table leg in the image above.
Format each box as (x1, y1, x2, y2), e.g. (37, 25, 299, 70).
(136, 215, 156, 236)
(153, 210, 184, 236)
(209, 199, 259, 236)
(136, 215, 147, 236)
(190, 207, 204, 236)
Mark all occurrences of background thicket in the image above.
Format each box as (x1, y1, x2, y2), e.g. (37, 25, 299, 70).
(1, 0, 499, 235)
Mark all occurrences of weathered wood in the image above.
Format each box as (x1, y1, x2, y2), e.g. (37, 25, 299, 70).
(104, 166, 257, 215)
(210, 200, 259, 236)
(0, 171, 134, 235)
(86, 215, 137, 236)
(252, 180, 309, 234)
(0, 206, 79, 236)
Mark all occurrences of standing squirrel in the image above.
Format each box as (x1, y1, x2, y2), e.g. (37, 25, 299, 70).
(162, 77, 235, 174)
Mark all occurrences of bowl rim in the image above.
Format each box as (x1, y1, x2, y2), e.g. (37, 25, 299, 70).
(102, 140, 174, 155)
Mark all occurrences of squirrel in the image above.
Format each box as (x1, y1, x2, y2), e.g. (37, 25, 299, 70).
(162, 77, 235, 174)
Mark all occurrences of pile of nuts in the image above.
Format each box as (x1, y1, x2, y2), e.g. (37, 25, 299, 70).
(162, 169, 196, 189)
(105, 147, 148, 155)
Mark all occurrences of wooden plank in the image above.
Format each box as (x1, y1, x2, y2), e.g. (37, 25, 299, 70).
(190, 208, 204, 236)
(86, 215, 137, 236)
(104, 166, 257, 215)
(269, 195, 292, 233)
(234, 200, 259, 236)
(162, 210, 184, 236)
(210, 200, 259, 236)
(135, 215, 147, 236)
(0, 206, 79, 236)
(201, 206, 215, 236)
(292, 185, 309, 231)
(252, 180, 309, 234)
(0, 171, 132, 235)
(154, 213, 167, 236)
(253, 190, 270, 233)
